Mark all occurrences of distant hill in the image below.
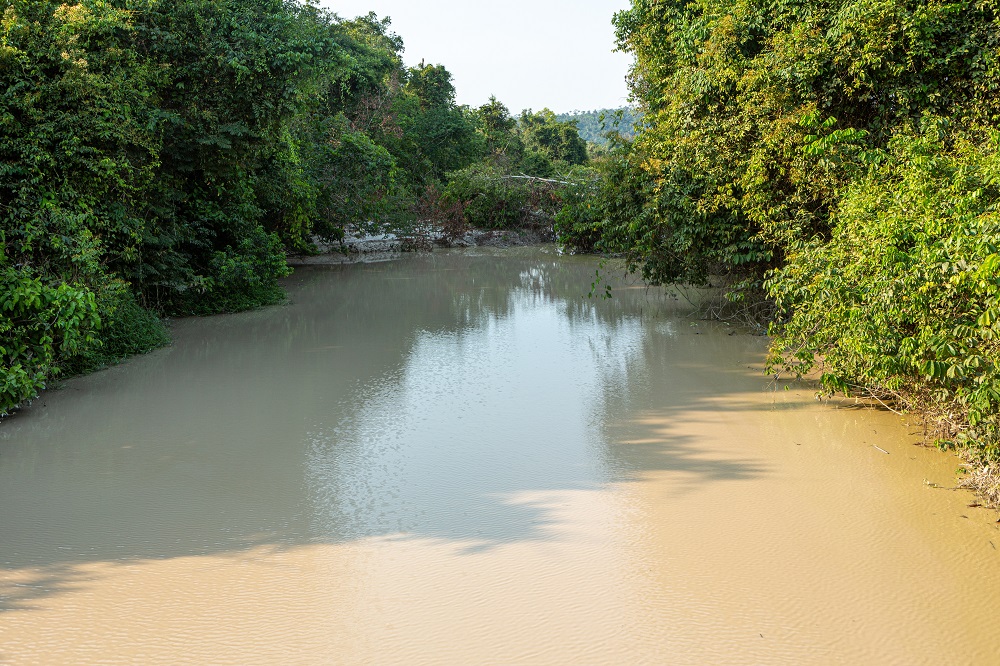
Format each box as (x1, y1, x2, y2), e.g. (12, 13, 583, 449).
(555, 108, 640, 145)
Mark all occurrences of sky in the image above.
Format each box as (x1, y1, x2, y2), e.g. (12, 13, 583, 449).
(321, 0, 634, 114)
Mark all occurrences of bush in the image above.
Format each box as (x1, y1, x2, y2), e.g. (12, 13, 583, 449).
(64, 283, 169, 375)
(443, 161, 593, 232)
(768, 127, 1000, 474)
(519, 152, 555, 178)
(553, 166, 607, 253)
(443, 163, 532, 229)
(178, 228, 291, 315)
(1, 267, 100, 413)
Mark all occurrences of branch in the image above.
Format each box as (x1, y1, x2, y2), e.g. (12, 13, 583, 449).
(503, 174, 577, 186)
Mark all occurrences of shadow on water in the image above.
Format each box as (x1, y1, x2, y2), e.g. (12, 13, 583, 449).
(0, 247, 777, 611)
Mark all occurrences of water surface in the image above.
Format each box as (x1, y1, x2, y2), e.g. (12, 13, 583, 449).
(2, 247, 999, 664)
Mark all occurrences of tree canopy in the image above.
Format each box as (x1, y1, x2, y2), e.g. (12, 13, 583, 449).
(555, 108, 639, 145)
(555, 0, 1000, 499)
(0, 0, 599, 414)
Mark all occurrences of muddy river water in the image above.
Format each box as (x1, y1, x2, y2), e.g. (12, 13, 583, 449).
(2, 247, 999, 664)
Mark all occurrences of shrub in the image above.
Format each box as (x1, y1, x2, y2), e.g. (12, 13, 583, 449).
(64, 283, 169, 375)
(443, 163, 532, 229)
(768, 127, 1000, 476)
(1, 267, 100, 413)
(178, 228, 291, 315)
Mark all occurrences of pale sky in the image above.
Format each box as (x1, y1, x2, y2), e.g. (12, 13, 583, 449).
(321, 0, 634, 114)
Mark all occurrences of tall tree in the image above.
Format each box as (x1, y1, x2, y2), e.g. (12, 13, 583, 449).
(519, 108, 589, 166)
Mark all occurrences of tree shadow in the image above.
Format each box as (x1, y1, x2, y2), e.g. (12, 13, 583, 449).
(1, 248, 781, 612)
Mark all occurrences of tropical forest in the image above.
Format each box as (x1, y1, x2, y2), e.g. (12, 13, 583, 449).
(2, 0, 1000, 662)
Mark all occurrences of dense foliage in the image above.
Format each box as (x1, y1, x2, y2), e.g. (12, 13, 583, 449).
(768, 129, 1000, 496)
(570, 0, 1000, 498)
(442, 98, 597, 233)
(555, 108, 639, 145)
(0, 0, 526, 413)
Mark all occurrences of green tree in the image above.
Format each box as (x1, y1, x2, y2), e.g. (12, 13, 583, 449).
(600, 0, 1000, 498)
(604, 0, 1000, 285)
(519, 108, 589, 166)
(406, 62, 456, 110)
(555, 108, 639, 145)
(1, 0, 165, 406)
(0, 1, 424, 411)
(473, 96, 525, 163)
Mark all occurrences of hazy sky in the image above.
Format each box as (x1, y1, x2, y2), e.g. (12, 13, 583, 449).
(322, 0, 634, 114)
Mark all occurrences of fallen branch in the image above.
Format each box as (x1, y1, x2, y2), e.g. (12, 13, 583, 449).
(503, 174, 591, 186)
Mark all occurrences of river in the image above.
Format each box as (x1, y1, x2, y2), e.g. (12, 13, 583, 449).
(1, 247, 999, 664)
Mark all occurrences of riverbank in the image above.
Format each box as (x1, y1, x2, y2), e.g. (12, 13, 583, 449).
(287, 225, 555, 266)
(3, 247, 998, 664)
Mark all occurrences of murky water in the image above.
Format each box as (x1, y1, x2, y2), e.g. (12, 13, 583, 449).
(2, 247, 999, 664)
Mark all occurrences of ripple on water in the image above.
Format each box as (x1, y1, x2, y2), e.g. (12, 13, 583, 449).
(1, 248, 999, 664)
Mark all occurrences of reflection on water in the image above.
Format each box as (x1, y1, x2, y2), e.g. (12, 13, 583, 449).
(306, 288, 641, 547)
(1, 247, 999, 664)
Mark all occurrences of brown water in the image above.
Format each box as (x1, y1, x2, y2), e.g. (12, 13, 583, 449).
(2, 247, 999, 664)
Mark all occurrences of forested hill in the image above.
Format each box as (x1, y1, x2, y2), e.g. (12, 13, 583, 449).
(555, 108, 639, 144)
